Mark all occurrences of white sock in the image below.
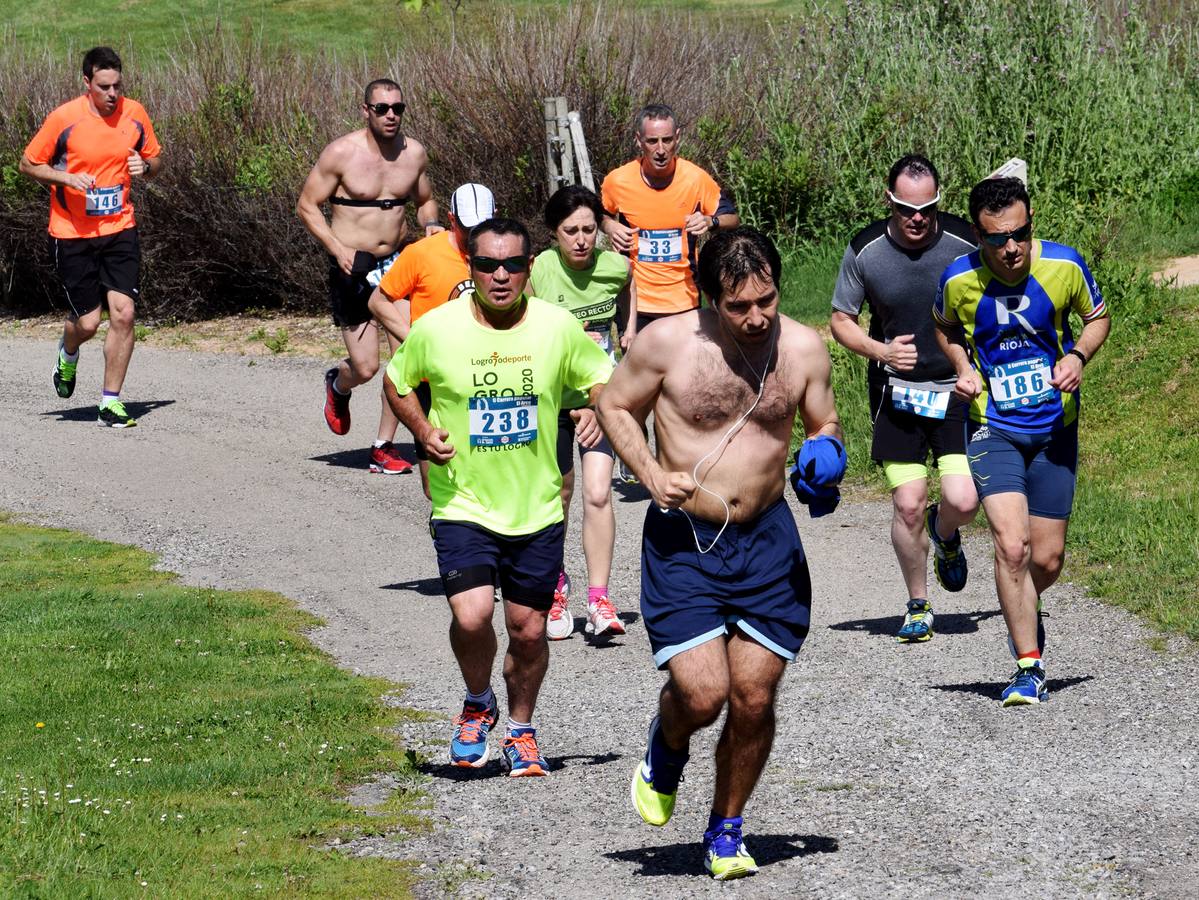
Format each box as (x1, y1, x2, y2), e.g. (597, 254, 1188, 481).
(372, 440, 388, 448)
(101, 391, 119, 407)
(506, 717, 532, 735)
(465, 687, 494, 707)
(60, 345, 79, 363)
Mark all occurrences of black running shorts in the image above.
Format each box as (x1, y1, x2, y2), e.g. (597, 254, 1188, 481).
(50, 228, 140, 319)
(869, 383, 969, 466)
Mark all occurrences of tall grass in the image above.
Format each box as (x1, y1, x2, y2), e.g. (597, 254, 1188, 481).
(1, 0, 1195, 319)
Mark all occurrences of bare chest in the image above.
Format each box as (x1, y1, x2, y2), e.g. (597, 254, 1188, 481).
(337, 147, 420, 202)
(674, 351, 797, 430)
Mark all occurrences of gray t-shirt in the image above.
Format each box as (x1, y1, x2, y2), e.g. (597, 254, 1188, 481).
(832, 213, 975, 387)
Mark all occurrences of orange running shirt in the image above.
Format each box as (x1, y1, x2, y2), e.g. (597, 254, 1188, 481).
(378, 230, 474, 322)
(600, 158, 735, 314)
(24, 95, 161, 240)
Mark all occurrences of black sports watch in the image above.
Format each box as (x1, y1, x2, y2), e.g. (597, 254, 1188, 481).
(710, 214, 720, 231)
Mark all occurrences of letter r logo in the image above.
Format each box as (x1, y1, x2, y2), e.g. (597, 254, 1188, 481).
(995, 294, 1035, 334)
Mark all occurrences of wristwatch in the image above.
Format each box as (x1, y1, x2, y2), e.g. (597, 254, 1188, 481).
(710, 215, 720, 230)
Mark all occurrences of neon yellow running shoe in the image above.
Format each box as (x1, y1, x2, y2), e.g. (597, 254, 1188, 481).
(703, 817, 758, 880)
(97, 399, 136, 428)
(630, 716, 687, 826)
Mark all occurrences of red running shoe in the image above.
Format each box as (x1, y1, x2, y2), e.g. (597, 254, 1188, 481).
(324, 367, 351, 435)
(369, 442, 413, 474)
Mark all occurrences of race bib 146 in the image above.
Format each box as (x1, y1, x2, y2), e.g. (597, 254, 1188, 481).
(892, 385, 950, 419)
(85, 185, 123, 217)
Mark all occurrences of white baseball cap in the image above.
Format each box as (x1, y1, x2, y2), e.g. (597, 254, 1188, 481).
(450, 183, 496, 228)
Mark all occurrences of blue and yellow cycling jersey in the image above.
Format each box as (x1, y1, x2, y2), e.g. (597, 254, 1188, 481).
(933, 240, 1106, 434)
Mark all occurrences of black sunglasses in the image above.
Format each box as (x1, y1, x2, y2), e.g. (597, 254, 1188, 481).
(979, 221, 1033, 247)
(367, 101, 406, 117)
(471, 255, 529, 274)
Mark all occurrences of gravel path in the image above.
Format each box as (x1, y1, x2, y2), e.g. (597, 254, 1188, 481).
(2, 337, 1196, 898)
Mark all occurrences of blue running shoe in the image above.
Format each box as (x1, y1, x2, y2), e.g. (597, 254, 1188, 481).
(1001, 659, 1048, 707)
(926, 503, 968, 592)
(703, 817, 758, 880)
(630, 715, 689, 826)
(501, 727, 548, 777)
(896, 599, 934, 643)
(449, 697, 498, 767)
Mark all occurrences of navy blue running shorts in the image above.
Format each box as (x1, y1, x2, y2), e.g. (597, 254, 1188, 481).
(430, 519, 564, 610)
(966, 421, 1078, 519)
(640, 497, 811, 669)
(556, 407, 614, 476)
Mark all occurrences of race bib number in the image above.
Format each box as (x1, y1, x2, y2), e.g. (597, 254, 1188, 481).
(637, 228, 683, 263)
(85, 185, 123, 217)
(892, 386, 950, 419)
(468, 395, 538, 447)
(988, 357, 1055, 411)
(366, 251, 399, 288)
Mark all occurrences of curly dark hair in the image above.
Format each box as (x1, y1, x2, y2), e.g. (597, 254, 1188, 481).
(968, 176, 1030, 225)
(697, 227, 782, 305)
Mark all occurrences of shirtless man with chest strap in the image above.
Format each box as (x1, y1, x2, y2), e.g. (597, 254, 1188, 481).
(598, 227, 845, 880)
(297, 77, 441, 474)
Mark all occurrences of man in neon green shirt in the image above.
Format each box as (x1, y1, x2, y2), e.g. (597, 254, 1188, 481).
(384, 218, 612, 776)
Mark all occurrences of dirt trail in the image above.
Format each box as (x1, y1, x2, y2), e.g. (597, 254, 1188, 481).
(1153, 255, 1199, 287)
(1, 337, 1196, 898)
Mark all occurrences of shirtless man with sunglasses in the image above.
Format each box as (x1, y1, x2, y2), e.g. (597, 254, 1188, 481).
(297, 78, 441, 474)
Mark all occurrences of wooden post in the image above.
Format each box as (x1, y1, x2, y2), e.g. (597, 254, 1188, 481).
(554, 97, 575, 193)
(568, 111, 595, 192)
(544, 97, 563, 197)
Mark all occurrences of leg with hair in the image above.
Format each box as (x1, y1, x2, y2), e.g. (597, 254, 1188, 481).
(581, 451, 616, 588)
(375, 329, 401, 443)
(935, 471, 979, 536)
(63, 306, 102, 356)
(982, 492, 1040, 656)
(336, 321, 381, 392)
(660, 637, 730, 751)
(501, 600, 550, 723)
(889, 474, 930, 599)
(1029, 515, 1068, 596)
(559, 468, 575, 533)
(101, 290, 136, 394)
(446, 584, 499, 696)
(711, 633, 786, 818)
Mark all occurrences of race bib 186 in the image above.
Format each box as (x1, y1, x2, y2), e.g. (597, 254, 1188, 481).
(637, 228, 683, 263)
(468, 395, 538, 447)
(988, 357, 1055, 411)
(892, 385, 950, 419)
(85, 185, 123, 217)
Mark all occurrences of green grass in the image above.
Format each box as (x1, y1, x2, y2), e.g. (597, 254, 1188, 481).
(1068, 272, 1199, 638)
(0, 519, 424, 897)
(0, 0, 814, 58)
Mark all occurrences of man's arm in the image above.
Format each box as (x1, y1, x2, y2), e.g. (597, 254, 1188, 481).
(383, 369, 454, 463)
(19, 156, 95, 192)
(934, 320, 981, 401)
(296, 143, 355, 275)
(795, 328, 843, 444)
(1052, 315, 1110, 392)
(368, 289, 411, 343)
(597, 326, 695, 508)
(410, 162, 442, 235)
(830, 309, 918, 372)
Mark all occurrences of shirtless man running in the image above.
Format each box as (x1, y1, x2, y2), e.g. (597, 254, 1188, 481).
(297, 77, 440, 474)
(598, 227, 844, 880)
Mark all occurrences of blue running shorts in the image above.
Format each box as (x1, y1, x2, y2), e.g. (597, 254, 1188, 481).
(430, 519, 564, 610)
(640, 497, 811, 669)
(966, 422, 1078, 519)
